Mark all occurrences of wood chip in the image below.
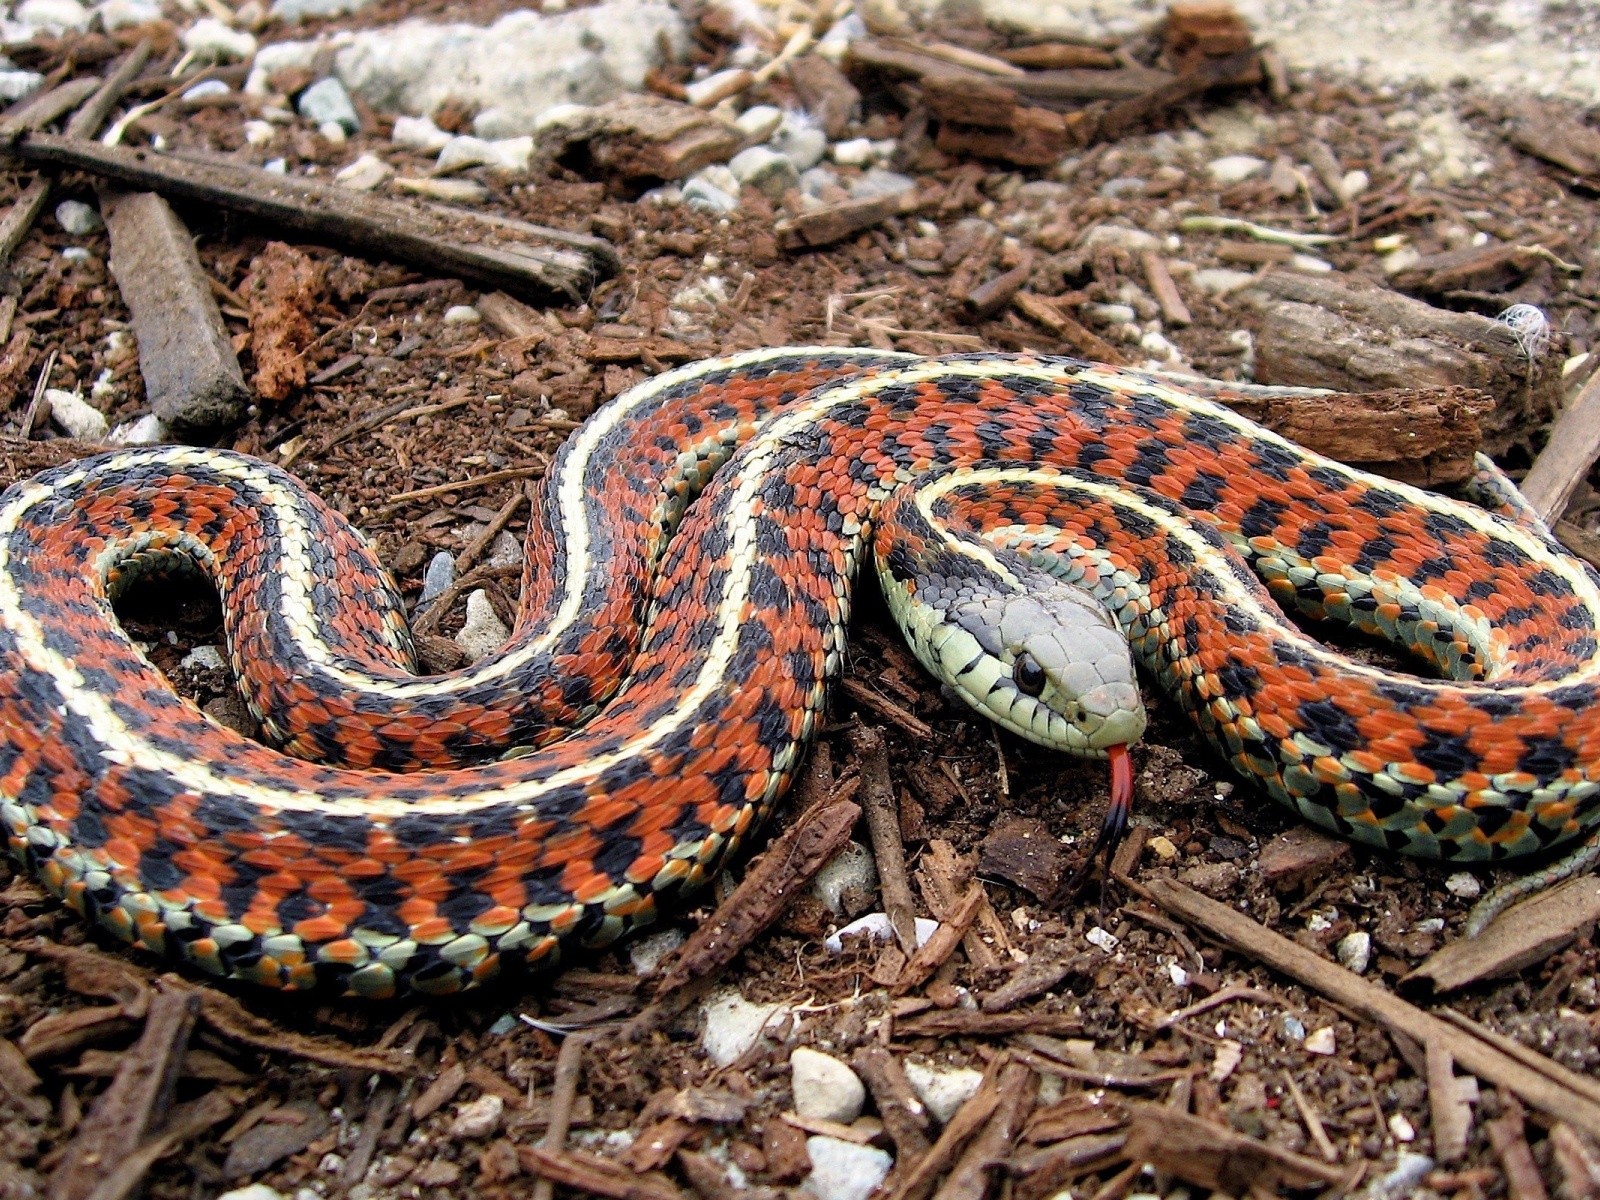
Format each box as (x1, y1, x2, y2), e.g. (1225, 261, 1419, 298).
(777, 191, 918, 250)
(1140, 252, 1191, 326)
(853, 1045, 932, 1164)
(1519, 367, 1600, 525)
(852, 726, 920, 956)
(520, 1146, 685, 1200)
(894, 884, 983, 994)
(1120, 1103, 1344, 1192)
(103, 189, 250, 429)
(1407, 874, 1600, 993)
(49, 987, 200, 1200)
(1486, 1098, 1551, 1200)
(884, 1060, 1005, 1200)
(1013, 292, 1127, 364)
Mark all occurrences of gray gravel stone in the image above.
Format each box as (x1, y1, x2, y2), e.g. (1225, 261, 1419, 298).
(298, 77, 360, 135)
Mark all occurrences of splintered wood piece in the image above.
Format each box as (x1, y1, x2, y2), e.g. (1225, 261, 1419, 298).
(102, 189, 250, 430)
(1486, 1099, 1552, 1200)
(1406, 874, 1600, 993)
(0, 75, 100, 140)
(853, 1046, 932, 1164)
(1427, 1041, 1474, 1164)
(894, 883, 983, 994)
(1520, 369, 1600, 525)
(647, 796, 862, 996)
(1140, 252, 1191, 326)
(1013, 293, 1127, 364)
(48, 988, 201, 1200)
(776, 190, 917, 250)
(520, 1147, 686, 1200)
(1143, 878, 1600, 1139)
(1120, 1103, 1345, 1192)
(935, 1062, 1037, 1200)
(10, 132, 617, 301)
(885, 1061, 1006, 1200)
(787, 55, 860, 139)
(850, 727, 920, 956)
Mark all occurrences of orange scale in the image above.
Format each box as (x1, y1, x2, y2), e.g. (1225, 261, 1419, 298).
(293, 914, 349, 943)
(240, 909, 284, 937)
(193, 897, 230, 923)
(568, 872, 614, 905)
(410, 916, 456, 943)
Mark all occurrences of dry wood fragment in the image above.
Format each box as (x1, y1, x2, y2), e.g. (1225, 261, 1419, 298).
(776, 190, 918, 250)
(1012, 1133, 1129, 1200)
(173, 981, 403, 1073)
(1280, 1072, 1339, 1164)
(1218, 240, 1294, 265)
(850, 726, 920, 955)
(894, 1010, 1086, 1038)
(1257, 826, 1350, 888)
(1243, 271, 1561, 459)
(646, 795, 863, 997)
(935, 1061, 1037, 1200)
(1091, 49, 1260, 145)
(0, 75, 100, 140)
(854, 1045, 932, 1164)
(243, 241, 319, 404)
(1013, 293, 1126, 364)
(1487, 1097, 1552, 1200)
(1142, 877, 1600, 1139)
(980, 944, 1087, 1013)
(557, 94, 741, 183)
(1407, 875, 1600, 993)
(0, 41, 150, 272)
(49, 987, 200, 1200)
(921, 841, 1007, 970)
(104, 189, 250, 429)
(63, 1047, 250, 1084)
(839, 676, 935, 740)
(20, 1004, 134, 1061)
(1435, 1010, 1600, 1108)
(0, 1036, 48, 1121)
(885, 1062, 1005, 1200)
(8, 133, 616, 302)
(530, 1030, 592, 1200)
(1121, 1103, 1344, 1192)
(779, 1111, 875, 1143)
(1140, 252, 1191, 326)
(1550, 1123, 1600, 1198)
(965, 250, 1034, 318)
(83, 1089, 234, 1200)
(1390, 242, 1566, 297)
(762, 1114, 811, 1182)
(456, 485, 529, 574)
(520, 1147, 685, 1200)
(1427, 1041, 1475, 1164)
(342, 1084, 399, 1186)
(478, 290, 546, 339)
(384, 465, 546, 508)
(678, 1149, 779, 1200)
(412, 1061, 468, 1121)
(1520, 369, 1600, 525)
(894, 883, 982, 994)
(788, 55, 860, 139)
(998, 43, 1119, 70)
(1505, 101, 1600, 184)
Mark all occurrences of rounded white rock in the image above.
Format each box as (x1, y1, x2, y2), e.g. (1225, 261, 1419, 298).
(789, 1047, 866, 1124)
(803, 1137, 891, 1200)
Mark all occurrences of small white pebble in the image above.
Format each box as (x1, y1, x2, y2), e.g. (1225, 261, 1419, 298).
(450, 1094, 504, 1140)
(1336, 930, 1371, 974)
(1148, 835, 1179, 860)
(264, 158, 288, 175)
(1167, 961, 1188, 987)
(1445, 872, 1481, 899)
(1303, 1026, 1337, 1055)
(443, 305, 481, 324)
(181, 645, 226, 672)
(1085, 926, 1119, 951)
(1388, 1112, 1416, 1142)
(243, 120, 275, 147)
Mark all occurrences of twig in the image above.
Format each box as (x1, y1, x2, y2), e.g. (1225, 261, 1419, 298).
(884, 1059, 1006, 1200)
(839, 676, 935, 741)
(384, 465, 545, 508)
(1281, 1071, 1339, 1163)
(530, 1034, 599, 1200)
(455, 483, 530, 574)
(894, 883, 983, 995)
(49, 987, 200, 1200)
(644, 794, 863, 1000)
(1485, 1096, 1551, 1200)
(853, 1045, 932, 1167)
(1426, 1041, 1473, 1165)
(18, 347, 56, 438)
(1142, 878, 1600, 1139)
(1140, 252, 1191, 326)
(1520, 366, 1600, 524)
(850, 726, 920, 956)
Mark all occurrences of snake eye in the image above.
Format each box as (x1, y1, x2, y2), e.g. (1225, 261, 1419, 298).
(1012, 653, 1046, 696)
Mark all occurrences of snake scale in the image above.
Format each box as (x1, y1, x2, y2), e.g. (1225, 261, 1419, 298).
(0, 349, 1596, 997)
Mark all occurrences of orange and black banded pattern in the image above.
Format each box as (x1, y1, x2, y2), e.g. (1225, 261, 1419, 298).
(1, 351, 1597, 997)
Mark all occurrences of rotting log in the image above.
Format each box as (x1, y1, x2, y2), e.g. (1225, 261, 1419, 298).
(7, 133, 618, 303)
(1241, 270, 1563, 456)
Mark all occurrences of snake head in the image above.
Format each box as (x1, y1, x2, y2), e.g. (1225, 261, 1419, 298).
(902, 579, 1148, 758)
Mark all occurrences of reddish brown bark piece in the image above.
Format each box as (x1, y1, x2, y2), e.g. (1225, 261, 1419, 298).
(650, 797, 863, 995)
(49, 987, 201, 1200)
(1120, 1103, 1344, 1192)
(520, 1147, 686, 1200)
(776, 191, 918, 250)
(854, 1045, 932, 1163)
(1406, 875, 1600, 994)
(788, 55, 860, 139)
(1505, 100, 1600, 182)
(1486, 1101, 1552, 1200)
(935, 1061, 1037, 1200)
(562, 94, 741, 183)
(1257, 826, 1350, 888)
(244, 241, 320, 405)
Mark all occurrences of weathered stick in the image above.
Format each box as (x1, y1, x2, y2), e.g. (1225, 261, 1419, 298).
(850, 726, 920, 955)
(1519, 368, 1600, 524)
(1143, 877, 1600, 1140)
(8, 133, 618, 301)
(103, 189, 250, 429)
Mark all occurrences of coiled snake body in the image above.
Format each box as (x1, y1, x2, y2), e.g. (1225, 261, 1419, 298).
(1, 350, 1597, 997)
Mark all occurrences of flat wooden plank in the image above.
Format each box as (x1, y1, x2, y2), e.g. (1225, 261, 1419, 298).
(102, 189, 250, 429)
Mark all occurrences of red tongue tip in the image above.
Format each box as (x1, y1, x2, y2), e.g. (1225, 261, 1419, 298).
(1108, 743, 1134, 814)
